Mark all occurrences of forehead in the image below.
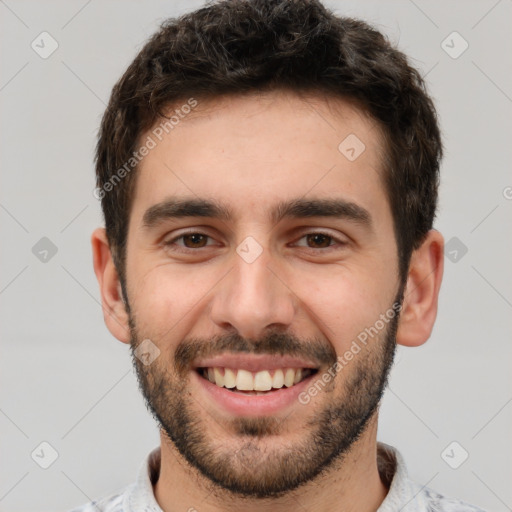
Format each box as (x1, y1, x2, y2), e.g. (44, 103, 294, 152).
(132, 91, 389, 223)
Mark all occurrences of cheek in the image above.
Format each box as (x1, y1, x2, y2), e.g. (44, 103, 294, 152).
(286, 264, 394, 348)
(127, 262, 219, 333)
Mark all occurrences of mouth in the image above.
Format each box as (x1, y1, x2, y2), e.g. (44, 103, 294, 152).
(192, 354, 321, 416)
(196, 367, 319, 395)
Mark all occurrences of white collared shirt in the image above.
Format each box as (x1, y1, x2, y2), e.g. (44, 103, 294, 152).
(68, 443, 487, 512)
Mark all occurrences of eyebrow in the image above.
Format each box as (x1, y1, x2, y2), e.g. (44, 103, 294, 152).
(142, 196, 372, 230)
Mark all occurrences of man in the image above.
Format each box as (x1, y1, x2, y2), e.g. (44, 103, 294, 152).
(71, 0, 486, 510)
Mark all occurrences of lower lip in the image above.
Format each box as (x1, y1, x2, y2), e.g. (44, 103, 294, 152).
(193, 370, 316, 417)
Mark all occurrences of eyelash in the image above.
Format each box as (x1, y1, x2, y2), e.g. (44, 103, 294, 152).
(163, 230, 347, 253)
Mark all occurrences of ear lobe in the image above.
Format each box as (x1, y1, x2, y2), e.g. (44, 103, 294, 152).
(91, 227, 131, 343)
(396, 230, 444, 347)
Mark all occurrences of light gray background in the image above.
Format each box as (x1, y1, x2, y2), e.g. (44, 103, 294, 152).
(1, 1, 511, 511)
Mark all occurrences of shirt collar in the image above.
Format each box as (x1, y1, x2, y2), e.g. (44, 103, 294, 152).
(124, 446, 163, 512)
(125, 442, 415, 511)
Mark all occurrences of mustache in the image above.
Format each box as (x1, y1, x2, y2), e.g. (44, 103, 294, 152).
(173, 330, 337, 376)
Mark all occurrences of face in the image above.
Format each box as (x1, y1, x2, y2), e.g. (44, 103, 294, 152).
(124, 91, 403, 498)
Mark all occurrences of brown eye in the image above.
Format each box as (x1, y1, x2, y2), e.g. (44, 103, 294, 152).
(293, 231, 347, 252)
(181, 233, 209, 248)
(306, 233, 333, 248)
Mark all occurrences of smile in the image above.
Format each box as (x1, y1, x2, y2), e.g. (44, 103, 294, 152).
(192, 354, 320, 416)
(197, 367, 317, 395)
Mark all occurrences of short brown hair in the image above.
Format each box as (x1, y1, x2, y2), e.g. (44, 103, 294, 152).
(95, 0, 442, 284)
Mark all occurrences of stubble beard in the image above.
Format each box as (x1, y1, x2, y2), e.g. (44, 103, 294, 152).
(128, 293, 401, 499)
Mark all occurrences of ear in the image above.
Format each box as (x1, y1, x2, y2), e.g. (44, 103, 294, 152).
(396, 230, 444, 347)
(91, 227, 131, 344)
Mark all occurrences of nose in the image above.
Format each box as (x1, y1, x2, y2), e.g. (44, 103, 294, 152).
(210, 247, 296, 340)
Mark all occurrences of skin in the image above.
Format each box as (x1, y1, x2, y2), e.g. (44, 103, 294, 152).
(92, 90, 444, 512)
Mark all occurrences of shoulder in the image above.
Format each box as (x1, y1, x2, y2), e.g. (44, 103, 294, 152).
(66, 486, 128, 512)
(419, 485, 488, 512)
(376, 443, 487, 512)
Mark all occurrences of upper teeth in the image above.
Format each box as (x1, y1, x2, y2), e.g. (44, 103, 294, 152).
(204, 367, 311, 391)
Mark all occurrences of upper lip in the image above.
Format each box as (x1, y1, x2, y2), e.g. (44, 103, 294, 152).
(193, 354, 320, 373)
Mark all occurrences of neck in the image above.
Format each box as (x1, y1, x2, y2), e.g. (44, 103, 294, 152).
(154, 416, 388, 512)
